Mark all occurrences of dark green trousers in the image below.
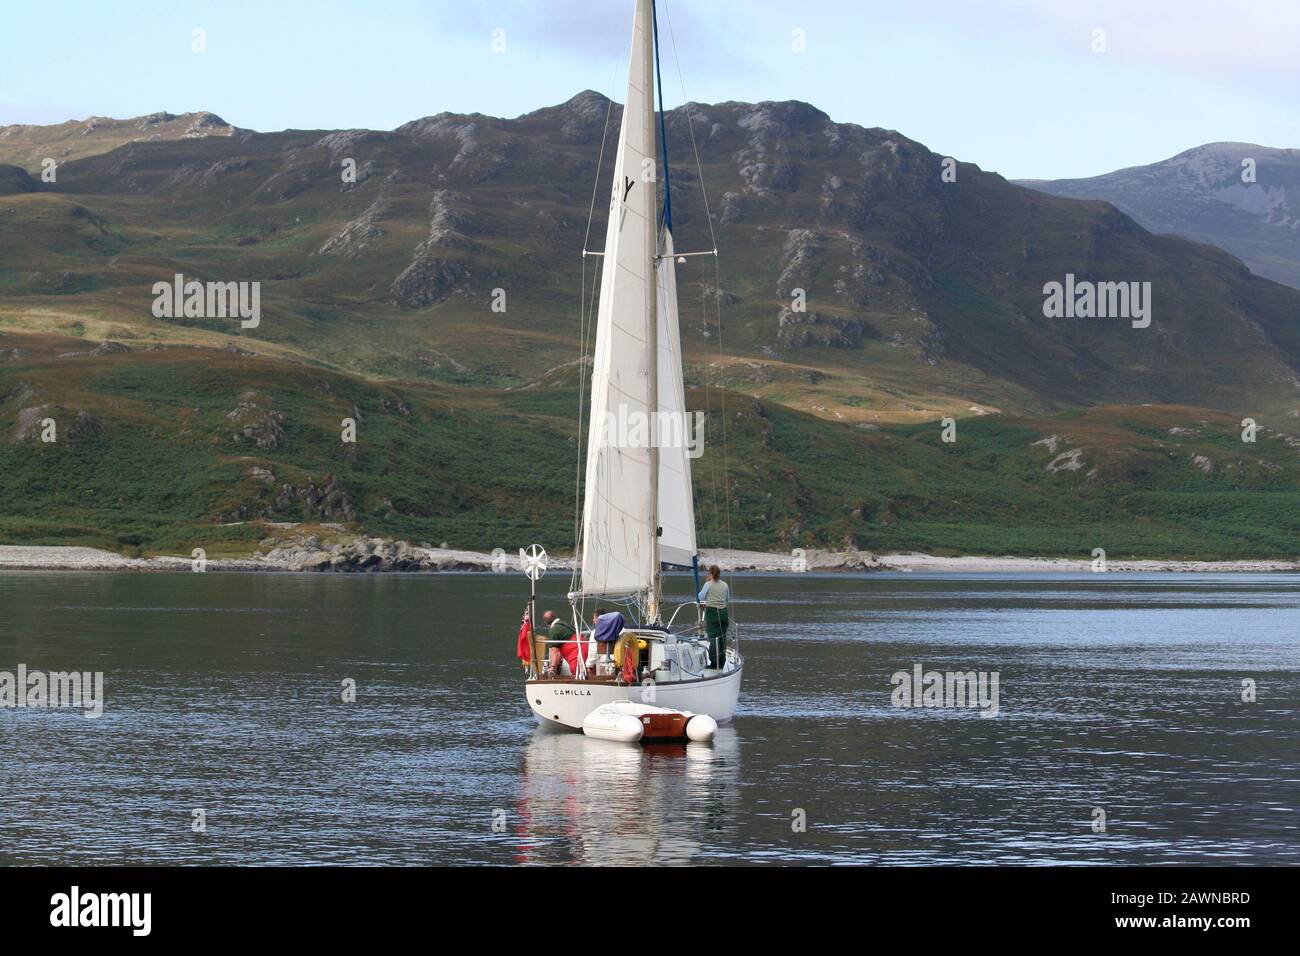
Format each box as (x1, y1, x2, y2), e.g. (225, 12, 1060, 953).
(704, 607, 729, 668)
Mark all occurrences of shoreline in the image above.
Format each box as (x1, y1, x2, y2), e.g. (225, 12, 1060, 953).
(1, 543, 1296, 575)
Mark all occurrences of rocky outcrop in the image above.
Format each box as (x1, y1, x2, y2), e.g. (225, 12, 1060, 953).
(184, 112, 232, 137)
(135, 112, 177, 129)
(1032, 435, 1061, 454)
(556, 90, 616, 141)
(271, 476, 355, 522)
(319, 197, 389, 258)
(389, 190, 476, 306)
(777, 228, 819, 291)
(419, 189, 474, 248)
(220, 474, 355, 525)
(718, 190, 748, 225)
(227, 392, 286, 450)
(774, 229, 876, 347)
(390, 256, 471, 308)
(519, 91, 621, 143)
(1046, 448, 1086, 473)
(11, 404, 51, 443)
(7, 404, 100, 445)
(777, 308, 874, 349)
(396, 114, 511, 180)
(258, 534, 478, 572)
(67, 410, 102, 444)
(701, 284, 738, 306)
(197, 156, 251, 187)
(312, 129, 392, 156)
(732, 102, 824, 195)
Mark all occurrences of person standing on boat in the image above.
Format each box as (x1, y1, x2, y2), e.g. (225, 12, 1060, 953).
(698, 565, 731, 668)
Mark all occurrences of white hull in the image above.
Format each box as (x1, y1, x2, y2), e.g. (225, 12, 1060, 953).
(527, 659, 743, 730)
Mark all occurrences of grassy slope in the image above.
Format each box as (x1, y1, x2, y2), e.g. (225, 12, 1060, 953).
(2, 106, 1298, 559)
(2, 101, 1298, 433)
(3, 332, 1297, 560)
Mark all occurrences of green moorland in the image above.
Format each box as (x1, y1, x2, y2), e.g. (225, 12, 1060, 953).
(2, 332, 1297, 560)
(2, 102, 1299, 560)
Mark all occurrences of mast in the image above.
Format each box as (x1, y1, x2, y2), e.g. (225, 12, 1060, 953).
(644, 0, 661, 623)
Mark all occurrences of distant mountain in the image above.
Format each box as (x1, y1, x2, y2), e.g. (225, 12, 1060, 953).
(3, 98, 1300, 556)
(1, 95, 1298, 428)
(0, 111, 237, 170)
(1019, 143, 1300, 290)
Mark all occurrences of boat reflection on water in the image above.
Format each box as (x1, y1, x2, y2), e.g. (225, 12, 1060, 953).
(513, 726, 740, 865)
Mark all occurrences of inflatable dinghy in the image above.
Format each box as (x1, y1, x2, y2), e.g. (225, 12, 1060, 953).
(581, 701, 718, 744)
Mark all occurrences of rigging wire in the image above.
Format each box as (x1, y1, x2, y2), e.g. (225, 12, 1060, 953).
(702, 283, 722, 553)
(661, 0, 734, 614)
(652, 0, 673, 234)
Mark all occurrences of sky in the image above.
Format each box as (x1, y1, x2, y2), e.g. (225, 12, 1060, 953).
(2, 0, 1298, 180)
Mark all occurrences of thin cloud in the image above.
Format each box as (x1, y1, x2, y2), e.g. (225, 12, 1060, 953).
(435, 0, 758, 90)
(943, 0, 1300, 76)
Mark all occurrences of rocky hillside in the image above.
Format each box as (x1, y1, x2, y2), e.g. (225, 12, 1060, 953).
(0, 111, 237, 171)
(2, 98, 1300, 558)
(1020, 143, 1300, 291)
(1, 96, 1298, 429)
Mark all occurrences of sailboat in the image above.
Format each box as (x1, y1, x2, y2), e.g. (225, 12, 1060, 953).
(523, 0, 742, 731)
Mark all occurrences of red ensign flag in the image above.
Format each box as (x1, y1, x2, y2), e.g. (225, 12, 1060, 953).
(516, 605, 532, 664)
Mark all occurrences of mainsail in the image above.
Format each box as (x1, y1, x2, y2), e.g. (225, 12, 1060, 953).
(576, 0, 656, 599)
(575, 0, 695, 603)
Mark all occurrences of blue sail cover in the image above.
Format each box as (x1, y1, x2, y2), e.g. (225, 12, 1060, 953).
(594, 611, 626, 644)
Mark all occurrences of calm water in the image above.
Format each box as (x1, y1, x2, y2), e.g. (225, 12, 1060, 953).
(0, 571, 1296, 865)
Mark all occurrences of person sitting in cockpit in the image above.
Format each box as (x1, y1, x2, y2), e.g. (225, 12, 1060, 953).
(541, 610, 577, 675)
